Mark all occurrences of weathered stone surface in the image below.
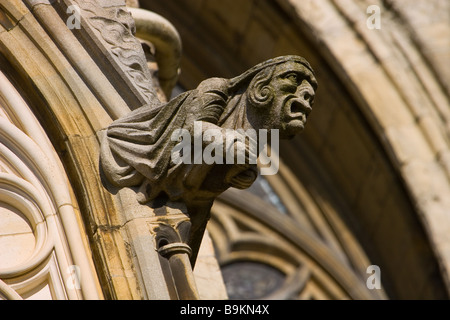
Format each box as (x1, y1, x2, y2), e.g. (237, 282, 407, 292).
(3, 0, 449, 301)
(99, 56, 318, 291)
(100, 55, 317, 210)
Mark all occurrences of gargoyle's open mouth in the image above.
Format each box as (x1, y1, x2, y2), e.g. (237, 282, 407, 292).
(288, 98, 312, 121)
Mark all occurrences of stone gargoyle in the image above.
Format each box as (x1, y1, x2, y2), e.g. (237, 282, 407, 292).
(100, 55, 317, 213)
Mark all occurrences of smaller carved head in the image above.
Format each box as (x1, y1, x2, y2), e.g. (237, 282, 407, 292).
(230, 56, 318, 139)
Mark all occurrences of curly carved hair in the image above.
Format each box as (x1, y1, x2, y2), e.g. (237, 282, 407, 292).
(228, 55, 315, 108)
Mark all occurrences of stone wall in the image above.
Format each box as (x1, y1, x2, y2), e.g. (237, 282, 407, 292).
(0, 0, 448, 300)
(142, 0, 450, 299)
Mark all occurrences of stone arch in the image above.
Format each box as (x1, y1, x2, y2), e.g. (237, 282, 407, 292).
(0, 0, 187, 299)
(0, 70, 102, 299)
(1, 0, 448, 300)
(142, 0, 450, 298)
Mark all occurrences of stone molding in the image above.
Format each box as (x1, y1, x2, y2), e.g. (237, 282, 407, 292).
(0, 70, 103, 299)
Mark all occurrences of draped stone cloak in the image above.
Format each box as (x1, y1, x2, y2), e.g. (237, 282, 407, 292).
(100, 77, 247, 205)
(100, 55, 313, 205)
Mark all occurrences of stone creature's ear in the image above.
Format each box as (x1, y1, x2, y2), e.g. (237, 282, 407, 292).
(246, 66, 275, 109)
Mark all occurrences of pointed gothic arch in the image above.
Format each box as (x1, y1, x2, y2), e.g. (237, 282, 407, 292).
(142, 0, 450, 299)
(0, 70, 102, 299)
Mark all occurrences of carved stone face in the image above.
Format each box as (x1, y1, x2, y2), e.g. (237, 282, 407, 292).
(269, 61, 317, 139)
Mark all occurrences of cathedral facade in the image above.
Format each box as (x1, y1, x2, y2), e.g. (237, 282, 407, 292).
(0, 0, 449, 300)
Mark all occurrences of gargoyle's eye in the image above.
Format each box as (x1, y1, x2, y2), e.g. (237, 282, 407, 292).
(285, 73, 299, 84)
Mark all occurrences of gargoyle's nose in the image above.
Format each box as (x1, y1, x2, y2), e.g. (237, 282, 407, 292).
(298, 81, 315, 105)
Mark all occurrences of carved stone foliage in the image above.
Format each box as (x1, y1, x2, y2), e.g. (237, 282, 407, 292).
(127, 7, 182, 102)
(68, 0, 158, 108)
(2, 0, 191, 300)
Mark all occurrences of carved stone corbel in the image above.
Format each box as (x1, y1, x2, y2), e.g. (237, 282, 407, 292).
(148, 202, 199, 299)
(100, 55, 318, 293)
